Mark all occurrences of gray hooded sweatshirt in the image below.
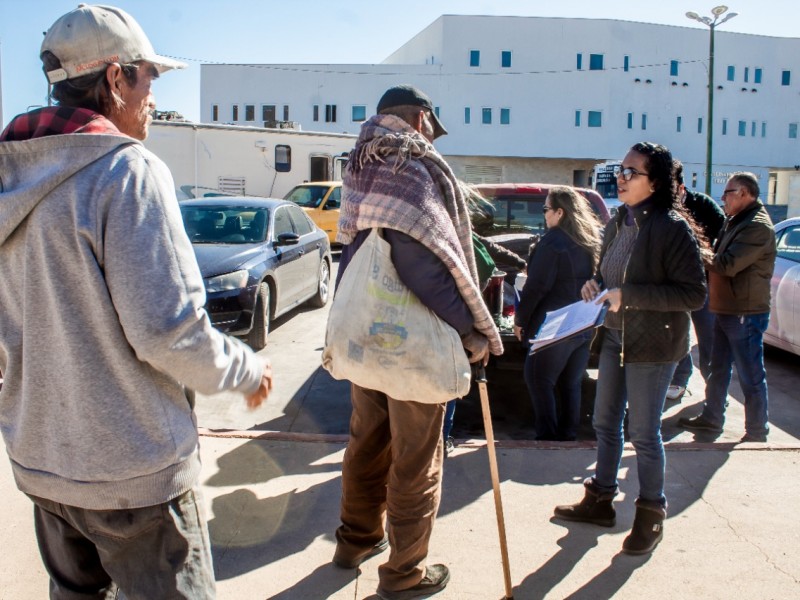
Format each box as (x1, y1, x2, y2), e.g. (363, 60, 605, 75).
(0, 132, 263, 509)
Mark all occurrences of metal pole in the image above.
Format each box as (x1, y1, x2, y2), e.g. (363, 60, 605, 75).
(705, 23, 716, 196)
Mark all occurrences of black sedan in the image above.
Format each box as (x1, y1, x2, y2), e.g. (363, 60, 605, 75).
(180, 197, 331, 350)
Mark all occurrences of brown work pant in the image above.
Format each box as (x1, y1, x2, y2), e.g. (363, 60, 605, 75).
(336, 383, 446, 591)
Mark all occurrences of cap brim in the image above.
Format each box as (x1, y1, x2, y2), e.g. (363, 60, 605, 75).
(149, 53, 187, 73)
(430, 111, 447, 139)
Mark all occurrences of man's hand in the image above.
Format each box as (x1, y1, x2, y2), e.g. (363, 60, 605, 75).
(462, 330, 490, 366)
(245, 360, 273, 410)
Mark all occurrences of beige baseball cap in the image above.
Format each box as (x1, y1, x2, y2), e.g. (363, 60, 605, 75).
(41, 4, 187, 84)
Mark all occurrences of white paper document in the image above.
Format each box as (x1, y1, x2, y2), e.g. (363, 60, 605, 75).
(530, 290, 609, 353)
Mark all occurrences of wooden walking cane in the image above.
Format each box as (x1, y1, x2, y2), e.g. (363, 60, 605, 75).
(476, 365, 514, 599)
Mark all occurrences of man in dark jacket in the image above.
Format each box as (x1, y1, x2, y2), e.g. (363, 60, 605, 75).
(666, 161, 726, 402)
(679, 172, 776, 442)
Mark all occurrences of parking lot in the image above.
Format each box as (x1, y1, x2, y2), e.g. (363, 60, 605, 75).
(195, 260, 800, 446)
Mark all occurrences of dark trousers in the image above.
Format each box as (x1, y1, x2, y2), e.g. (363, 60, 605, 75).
(29, 488, 215, 599)
(336, 383, 445, 592)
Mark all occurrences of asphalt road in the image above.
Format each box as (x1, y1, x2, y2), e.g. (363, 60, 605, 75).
(195, 260, 800, 445)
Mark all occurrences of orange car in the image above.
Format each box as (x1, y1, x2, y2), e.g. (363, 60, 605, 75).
(284, 182, 341, 245)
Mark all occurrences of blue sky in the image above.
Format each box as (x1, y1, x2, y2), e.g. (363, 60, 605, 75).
(1, 1, 797, 127)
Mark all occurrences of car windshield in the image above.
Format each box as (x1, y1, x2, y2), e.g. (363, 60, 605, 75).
(285, 185, 329, 208)
(490, 195, 547, 234)
(181, 206, 269, 244)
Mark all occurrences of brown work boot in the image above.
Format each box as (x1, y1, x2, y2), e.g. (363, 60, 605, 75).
(332, 535, 389, 569)
(376, 564, 450, 599)
(553, 477, 617, 527)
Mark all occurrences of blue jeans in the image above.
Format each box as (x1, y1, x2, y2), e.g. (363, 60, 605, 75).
(701, 313, 770, 436)
(29, 488, 215, 599)
(672, 294, 715, 387)
(592, 328, 676, 506)
(524, 332, 591, 440)
(443, 399, 456, 439)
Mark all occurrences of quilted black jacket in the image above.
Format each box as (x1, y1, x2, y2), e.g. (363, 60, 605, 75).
(596, 203, 707, 363)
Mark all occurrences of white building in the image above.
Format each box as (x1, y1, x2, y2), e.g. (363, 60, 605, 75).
(200, 15, 800, 209)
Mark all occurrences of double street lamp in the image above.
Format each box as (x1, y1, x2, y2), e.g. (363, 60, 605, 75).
(686, 5, 738, 196)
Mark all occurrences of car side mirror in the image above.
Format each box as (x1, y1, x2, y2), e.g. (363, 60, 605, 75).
(275, 232, 300, 247)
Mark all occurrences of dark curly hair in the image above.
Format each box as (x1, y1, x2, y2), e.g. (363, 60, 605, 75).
(630, 142, 713, 264)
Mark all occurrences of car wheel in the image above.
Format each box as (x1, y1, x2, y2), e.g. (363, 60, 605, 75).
(308, 258, 330, 308)
(247, 283, 270, 350)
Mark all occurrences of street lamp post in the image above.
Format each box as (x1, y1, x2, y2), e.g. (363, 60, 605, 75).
(686, 6, 738, 196)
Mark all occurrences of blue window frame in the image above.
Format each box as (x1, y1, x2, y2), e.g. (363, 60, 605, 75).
(588, 111, 602, 127)
(744, 67, 750, 83)
(575, 110, 581, 127)
(790, 123, 798, 139)
(500, 108, 510, 125)
(589, 54, 604, 70)
(782, 70, 791, 86)
(623, 55, 630, 72)
(642, 114, 648, 130)
(470, 50, 480, 67)
(464, 107, 471, 124)
(670, 60, 679, 76)
(751, 121, 757, 137)
(576, 53, 583, 70)
(482, 108, 492, 125)
(698, 117, 703, 133)
(627, 112, 633, 129)
(677, 116, 682, 132)
(738, 120, 747, 136)
(761, 122, 767, 137)
(722, 119, 728, 135)
(727, 65, 735, 81)
(755, 68, 762, 84)
(501, 51, 512, 68)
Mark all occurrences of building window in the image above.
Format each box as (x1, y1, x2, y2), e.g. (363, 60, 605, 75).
(575, 110, 581, 127)
(727, 65, 735, 81)
(244, 104, 255, 121)
(275, 145, 291, 172)
(464, 107, 471, 124)
(501, 51, 512, 68)
(589, 54, 604, 70)
(434, 106, 440, 118)
(231, 105, 239, 121)
(751, 121, 757, 137)
(623, 55, 630, 72)
(698, 117, 703, 134)
(627, 112, 633, 129)
(211, 104, 219, 122)
(576, 53, 582, 70)
(588, 111, 602, 127)
(641, 114, 648, 130)
(352, 105, 366, 122)
(262, 105, 276, 123)
(738, 120, 747, 136)
(790, 123, 798, 139)
(500, 108, 510, 125)
(313, 105, 319, 122)
(761, 121, 767, 137)
(670, 60, 679, 76)
(677, 116, 682, 132)
(722, 119, 728, 135)
(782, 70, 791, 86)
(755, 68, 763, 84)
(744, 67, 750, 83)
(325, 104, 337, 123)
(482, 108, 492, 125)
(283, 105, 290, 121)
(470, 50, 480, 67)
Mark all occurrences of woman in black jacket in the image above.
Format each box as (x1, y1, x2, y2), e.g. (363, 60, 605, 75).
(553, 142, 708, 555)
(513, 186, 602, 441)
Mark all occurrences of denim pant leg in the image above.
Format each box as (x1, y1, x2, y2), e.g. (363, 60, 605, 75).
(30, 489, 216, 600)
(708, 314, 770, 435)
(691, 297, 716, 382)
(592, 328, 627, 494)
(702, 316, 734, 427)
(524, 337, 579, 440)
(442, 400, 457, 439)
(671, 353, 693, 389)
(556, 336, 592, 440)
(625, 361, 676, 506)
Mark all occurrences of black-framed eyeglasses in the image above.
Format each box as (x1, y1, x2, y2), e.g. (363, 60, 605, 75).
(542, 205, 554, 214)
(613, 166, 649, 182)
(721, 188, 741, 197)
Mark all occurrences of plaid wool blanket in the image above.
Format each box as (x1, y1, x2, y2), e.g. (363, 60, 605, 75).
(338, 114, 502, 355)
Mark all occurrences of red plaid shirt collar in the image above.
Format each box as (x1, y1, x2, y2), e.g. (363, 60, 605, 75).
(0, 106, 123, 142)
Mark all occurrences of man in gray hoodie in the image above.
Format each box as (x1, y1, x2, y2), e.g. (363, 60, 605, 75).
(0, 5, 272, 598)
